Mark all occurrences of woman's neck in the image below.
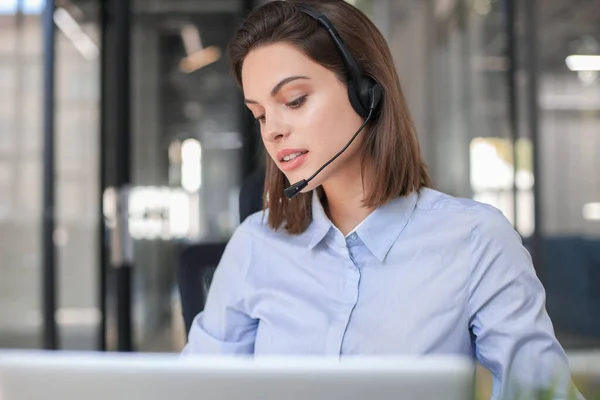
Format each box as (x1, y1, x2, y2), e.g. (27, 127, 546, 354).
(320, 165, 375, 237)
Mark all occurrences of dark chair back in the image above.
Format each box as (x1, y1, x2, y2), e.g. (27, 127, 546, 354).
(239, 167, 265, 223)
(178, 242, 226, 335)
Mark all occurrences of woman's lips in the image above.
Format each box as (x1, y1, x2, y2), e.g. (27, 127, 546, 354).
(278, 151, 309, 172)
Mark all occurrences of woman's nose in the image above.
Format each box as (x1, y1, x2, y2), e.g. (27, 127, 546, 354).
(263, 114, 290, 143)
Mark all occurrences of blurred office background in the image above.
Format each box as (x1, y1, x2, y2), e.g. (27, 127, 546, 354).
(0, 0, 598, 359)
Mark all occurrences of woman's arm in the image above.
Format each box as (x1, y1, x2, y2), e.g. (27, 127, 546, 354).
(468, 207, 583, 400)
(181, 226, 258, 355)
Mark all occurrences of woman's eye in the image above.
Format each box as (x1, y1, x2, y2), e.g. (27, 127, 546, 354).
(253, 96, 306, 124)
(286, 95, 307, 108)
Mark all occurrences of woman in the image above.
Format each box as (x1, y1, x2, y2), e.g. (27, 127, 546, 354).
(183, 1, 580, 399)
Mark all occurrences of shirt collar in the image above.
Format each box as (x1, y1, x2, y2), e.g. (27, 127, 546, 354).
(354, 191, 418, 262)
(307, 190, 332, 250)
(307, 189, 419, 262)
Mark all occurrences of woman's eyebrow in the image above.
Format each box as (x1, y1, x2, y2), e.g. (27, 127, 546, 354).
(244, 75, 310, 104)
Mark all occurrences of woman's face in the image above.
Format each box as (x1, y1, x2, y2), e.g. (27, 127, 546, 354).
(241, 42, 365, 192)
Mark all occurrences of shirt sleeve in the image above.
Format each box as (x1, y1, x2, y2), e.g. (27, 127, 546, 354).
(468, 207, 583, 400)
(181, 225, 258, 355)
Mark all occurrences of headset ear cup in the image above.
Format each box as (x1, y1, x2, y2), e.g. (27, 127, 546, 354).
(347, 80, 369, 118)
(369, 83, 382, 111)
(359, 78, 375, 109)
(350, 76, 381, 118)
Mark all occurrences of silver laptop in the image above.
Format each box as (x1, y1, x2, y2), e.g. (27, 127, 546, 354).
(0, 350, 474, 400)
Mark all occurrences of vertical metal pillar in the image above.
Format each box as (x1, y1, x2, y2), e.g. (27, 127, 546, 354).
(98, 0, 109, 352)
(113, 0, 134, 352)
(104, 0, 134, 352)
(505, 0, 520, 231)
(524, 0, 542, 272)
(42, 0, 58, 350)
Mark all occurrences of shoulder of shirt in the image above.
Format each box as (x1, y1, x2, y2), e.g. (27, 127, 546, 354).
(235, 208, 309, 242)
(235, 209, 272, 237)
(415, 187, 515, 238)
(416, 187, 503, 216)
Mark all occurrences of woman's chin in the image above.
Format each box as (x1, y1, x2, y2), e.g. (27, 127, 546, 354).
(282, 174, 318, 195)
(302, 180, 322, 194)
(281, 166, 323, 194)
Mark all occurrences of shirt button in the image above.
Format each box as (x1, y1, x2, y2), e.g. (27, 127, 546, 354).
(349, 233, 358, 240)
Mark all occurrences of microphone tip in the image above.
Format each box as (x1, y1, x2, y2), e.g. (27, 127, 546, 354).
(284, 180, 308, 200)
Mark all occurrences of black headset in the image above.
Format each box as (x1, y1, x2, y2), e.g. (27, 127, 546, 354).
(295, 3, 382, 119)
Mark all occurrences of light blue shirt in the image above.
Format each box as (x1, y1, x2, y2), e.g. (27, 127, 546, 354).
(183, 187, 578, 399)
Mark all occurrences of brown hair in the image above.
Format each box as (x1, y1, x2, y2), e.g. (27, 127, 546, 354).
(228, 0, 430, 234)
